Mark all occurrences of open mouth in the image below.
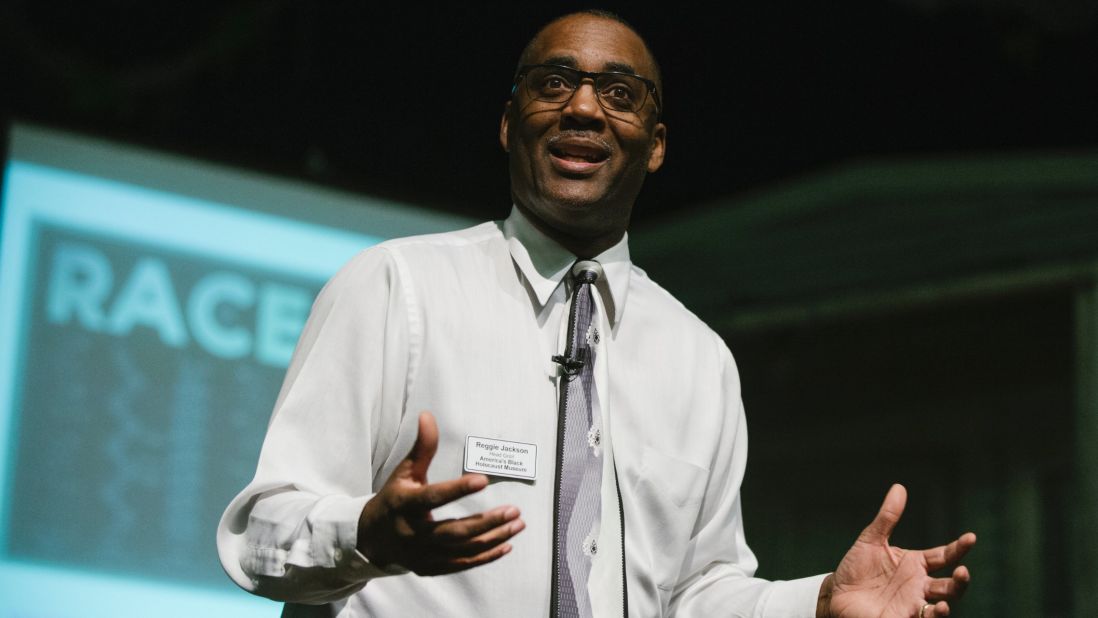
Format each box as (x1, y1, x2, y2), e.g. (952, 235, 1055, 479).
(547, 135, 611, 175)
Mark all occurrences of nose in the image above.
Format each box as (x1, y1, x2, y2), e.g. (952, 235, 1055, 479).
(561, 80, 605, 124)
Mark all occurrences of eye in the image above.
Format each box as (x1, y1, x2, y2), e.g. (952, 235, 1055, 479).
(607, 84, 635, 100)
(539, 73, 573, 93)
(600, 82, 638, 108)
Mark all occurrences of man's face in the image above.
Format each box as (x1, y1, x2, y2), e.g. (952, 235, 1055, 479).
(500, 15, 666, 255)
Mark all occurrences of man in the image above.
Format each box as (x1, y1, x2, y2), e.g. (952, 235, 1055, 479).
(218, 11, 975, 617)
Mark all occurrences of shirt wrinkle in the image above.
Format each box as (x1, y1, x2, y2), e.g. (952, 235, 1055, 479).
(216, 209, 827, 616)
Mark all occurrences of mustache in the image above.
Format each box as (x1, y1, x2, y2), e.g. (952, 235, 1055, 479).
(547, 131, 614, 156)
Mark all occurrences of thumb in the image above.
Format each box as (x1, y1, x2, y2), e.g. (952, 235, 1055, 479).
(406, 411, 439, 483)
(859, 483, 907, 545)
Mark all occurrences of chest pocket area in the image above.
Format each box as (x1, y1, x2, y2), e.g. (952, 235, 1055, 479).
(631, 444, 708, 611)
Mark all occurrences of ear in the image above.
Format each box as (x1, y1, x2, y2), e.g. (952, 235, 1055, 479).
(646, 122, 667, 173)
(499, 101, 512, 152)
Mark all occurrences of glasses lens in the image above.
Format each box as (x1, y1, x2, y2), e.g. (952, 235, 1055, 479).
(520, 66, 651, 113)
(525, 66, 578, 102)
(595, 74, 647, 112)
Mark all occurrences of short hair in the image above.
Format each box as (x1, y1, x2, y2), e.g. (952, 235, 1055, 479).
(514, 9, 663, 94)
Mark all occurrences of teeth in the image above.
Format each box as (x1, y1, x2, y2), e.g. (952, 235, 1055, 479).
(557, 148, 603, 162)
(550, 138, 610, 166)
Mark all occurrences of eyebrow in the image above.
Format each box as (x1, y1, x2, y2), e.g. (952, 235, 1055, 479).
(542, 55, 578, 68)
(602, 61, 638, 76)
(538, 56, 641, 77)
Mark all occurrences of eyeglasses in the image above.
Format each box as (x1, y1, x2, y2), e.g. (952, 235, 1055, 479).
(512, 64, 661, 115)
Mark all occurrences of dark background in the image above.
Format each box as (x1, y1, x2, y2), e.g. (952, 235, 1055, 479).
(2, 0, 1096, 226)
(4, 2, 1097, 616)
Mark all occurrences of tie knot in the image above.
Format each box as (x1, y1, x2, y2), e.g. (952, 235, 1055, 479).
(571, 260, 602, 285)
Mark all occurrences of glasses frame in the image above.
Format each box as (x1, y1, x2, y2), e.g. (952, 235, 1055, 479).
(512, 64, 662, 116)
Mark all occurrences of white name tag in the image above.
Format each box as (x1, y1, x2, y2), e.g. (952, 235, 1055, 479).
(464, 435, 537, 480)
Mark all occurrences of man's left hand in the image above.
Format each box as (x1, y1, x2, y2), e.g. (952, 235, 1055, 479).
(817, 484, 976, 618)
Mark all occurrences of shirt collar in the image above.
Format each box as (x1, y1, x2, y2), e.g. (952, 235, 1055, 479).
(503, 205, 631, 327)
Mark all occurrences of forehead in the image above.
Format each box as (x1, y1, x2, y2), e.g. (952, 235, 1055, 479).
(527, 16, 656, 78)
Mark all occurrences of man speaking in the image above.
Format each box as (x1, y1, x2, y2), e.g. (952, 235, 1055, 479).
(217, 10, 975, 617)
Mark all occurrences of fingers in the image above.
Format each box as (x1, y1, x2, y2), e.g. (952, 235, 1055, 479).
(432, 505, 522, 544)
(418, 538, 515, 576)
(399, 473, 489, 512)
(365, 413, 522, 576)
(412, 507, 526, 576)
(858, 483, 907, 544)
(922, 600, 950, 617)
(361, 496, 522, 572)
(408, 412, 440, 482)
(434, 509, 526, 557)
(923, 532, 977, 572)
(925, 565, 971, 601)
(458, 516, 525, 556)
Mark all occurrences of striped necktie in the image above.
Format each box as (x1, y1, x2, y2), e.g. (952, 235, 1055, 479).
(551, 260, 604, 618)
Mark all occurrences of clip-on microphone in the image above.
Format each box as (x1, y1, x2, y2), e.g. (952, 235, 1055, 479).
(551, 353, 585, 377)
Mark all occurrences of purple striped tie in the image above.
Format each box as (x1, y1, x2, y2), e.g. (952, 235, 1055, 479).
(551, 260, 603, 618)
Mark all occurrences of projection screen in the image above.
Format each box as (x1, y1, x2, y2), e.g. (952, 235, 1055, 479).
(0, 124, 472, 617)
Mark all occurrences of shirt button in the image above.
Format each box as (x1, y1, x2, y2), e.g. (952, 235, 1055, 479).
(587, 427, 601, 449)
(586, 325, 601, 346)
(582, 535, 598, 557)
(333, 549, 344, 562)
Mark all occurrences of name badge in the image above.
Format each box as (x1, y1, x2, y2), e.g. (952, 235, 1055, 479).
(464, 435, 537, 480)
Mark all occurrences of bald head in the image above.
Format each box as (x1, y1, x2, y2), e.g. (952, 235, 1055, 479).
(500, 10, 668, 258)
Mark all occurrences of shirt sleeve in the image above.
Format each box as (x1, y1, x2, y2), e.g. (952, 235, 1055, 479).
(668, 341, 828, 617)
(216, 246, 412, 603)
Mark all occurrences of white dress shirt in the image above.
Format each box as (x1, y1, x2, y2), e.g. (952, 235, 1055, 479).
(217, 206, 827, 616)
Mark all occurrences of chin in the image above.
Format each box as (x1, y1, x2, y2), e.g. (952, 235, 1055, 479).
(548, 200, 627, 240)
(540, 181, 611, 210)
(517, 179, 633, 240)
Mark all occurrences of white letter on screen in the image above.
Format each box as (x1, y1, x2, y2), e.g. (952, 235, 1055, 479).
(46, 242, 114, 331)
(107, 257, 189, 348)
(187, 271, 255, 359)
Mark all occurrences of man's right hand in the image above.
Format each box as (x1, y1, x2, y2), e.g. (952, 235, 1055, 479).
(356, 411, 524, 575)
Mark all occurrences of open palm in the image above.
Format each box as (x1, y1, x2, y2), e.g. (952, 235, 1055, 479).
(824, 485, 976, 618)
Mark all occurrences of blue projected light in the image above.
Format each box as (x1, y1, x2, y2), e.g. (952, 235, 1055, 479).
(0, 127, 449, 617)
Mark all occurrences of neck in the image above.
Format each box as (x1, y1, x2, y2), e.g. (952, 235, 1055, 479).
(514, 202, 627, 259)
